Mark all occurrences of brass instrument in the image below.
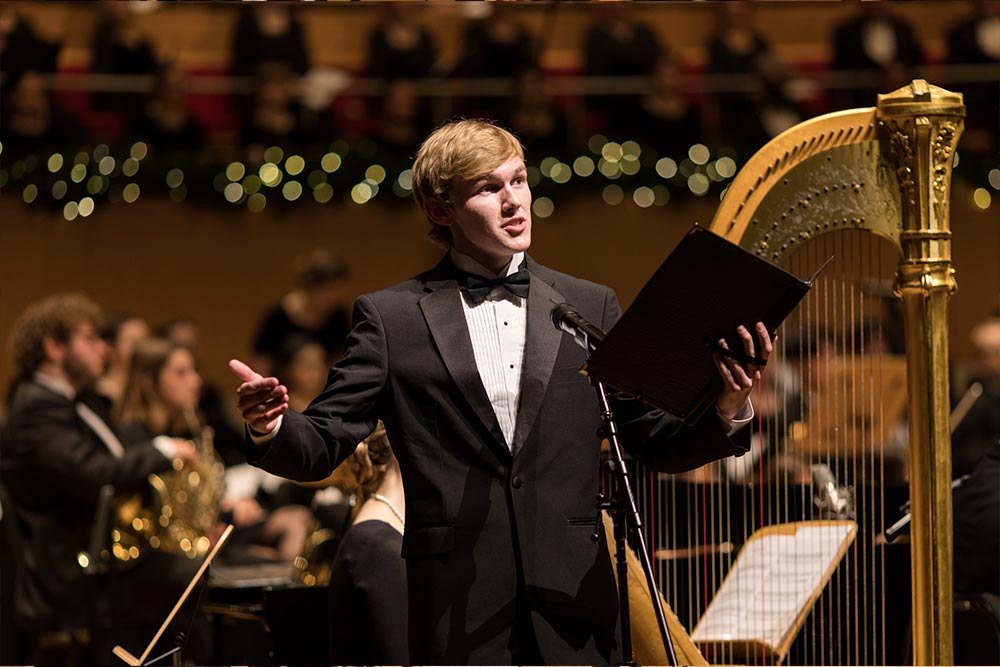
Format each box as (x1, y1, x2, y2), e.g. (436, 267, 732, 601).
(110, 411, 226, 564)
(293, 517, 338, 586)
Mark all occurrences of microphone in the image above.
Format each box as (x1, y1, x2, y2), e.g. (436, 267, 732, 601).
(551, 302, 606, 352)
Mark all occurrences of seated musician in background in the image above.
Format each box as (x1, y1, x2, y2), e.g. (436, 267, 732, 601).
(118, 337, 311, 566)
(952, 314, 1000, 597)
(230, 119, 772, 664)
(328, 422, 407, 665)
(0, 294, 198, 664)
(251, 248, 351, 378)
(95, 313, 150, 405)
(952, 315, 1000, 478)
(156, 318, 246, 469)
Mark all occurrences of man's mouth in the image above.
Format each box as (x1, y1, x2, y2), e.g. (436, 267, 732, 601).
(502, 217, 527, 233)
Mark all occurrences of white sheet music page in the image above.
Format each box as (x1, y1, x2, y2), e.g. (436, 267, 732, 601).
(691, 522, 855, 651)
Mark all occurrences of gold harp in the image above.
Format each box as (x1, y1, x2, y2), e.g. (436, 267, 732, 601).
(636, 80, 963, 666)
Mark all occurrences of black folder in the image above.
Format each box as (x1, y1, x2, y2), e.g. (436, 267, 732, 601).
(583, 225, 817, 425)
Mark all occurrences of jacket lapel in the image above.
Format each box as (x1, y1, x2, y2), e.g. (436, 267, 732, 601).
(512, 260, 566, 454)
(418, 259, 510, 458)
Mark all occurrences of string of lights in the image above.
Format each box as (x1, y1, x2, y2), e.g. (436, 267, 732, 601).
(3, 134, 994, 222)
(0, 135, 746, 222)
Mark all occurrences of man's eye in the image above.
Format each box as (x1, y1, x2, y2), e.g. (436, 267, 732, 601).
(480, 185, 499, 194)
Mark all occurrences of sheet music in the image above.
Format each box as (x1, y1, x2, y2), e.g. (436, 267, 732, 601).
(691, 523, 854, 651)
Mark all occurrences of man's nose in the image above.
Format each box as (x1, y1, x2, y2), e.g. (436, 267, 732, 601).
(502, 184, 520, 210)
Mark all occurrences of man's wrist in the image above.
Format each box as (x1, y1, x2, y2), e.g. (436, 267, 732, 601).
(716, 398, 754, 435)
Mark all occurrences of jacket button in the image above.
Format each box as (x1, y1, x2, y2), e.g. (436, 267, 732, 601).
(511, 475, 522, 489)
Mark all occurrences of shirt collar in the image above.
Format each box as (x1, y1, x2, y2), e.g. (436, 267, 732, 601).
(33, 371, 76, 401)
(450, 249, 525, 279)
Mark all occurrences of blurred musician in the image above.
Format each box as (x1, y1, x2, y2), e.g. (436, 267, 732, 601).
(0, 294, 197, 664)
(327, 423, 407, 664)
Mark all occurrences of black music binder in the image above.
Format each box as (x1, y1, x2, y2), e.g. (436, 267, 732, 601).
(584, 224, 818, 425)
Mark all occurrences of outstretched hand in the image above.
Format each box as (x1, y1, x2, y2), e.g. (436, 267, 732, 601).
(229, 358, 289, 435)
(712, 322, 775, 420)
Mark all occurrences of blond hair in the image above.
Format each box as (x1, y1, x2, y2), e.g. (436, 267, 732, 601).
(411, 119, 524, 246)
(9, 294, 102, 381)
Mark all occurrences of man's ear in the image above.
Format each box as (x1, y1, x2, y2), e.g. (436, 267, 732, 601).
(426, 199, 452, 227)
(42, 336, 65, 365)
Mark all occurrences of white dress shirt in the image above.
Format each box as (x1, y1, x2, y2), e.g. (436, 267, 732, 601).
(452, 249, 527, 450)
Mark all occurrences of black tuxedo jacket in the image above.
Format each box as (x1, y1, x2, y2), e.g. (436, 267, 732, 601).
(0, 379, 171, 632)
(250, 255, 748, 664)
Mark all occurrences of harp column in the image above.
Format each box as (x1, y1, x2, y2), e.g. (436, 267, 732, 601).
(879, 80, 964, 666)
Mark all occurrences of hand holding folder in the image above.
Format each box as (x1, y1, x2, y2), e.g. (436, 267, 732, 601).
(584, 225, 821, 425)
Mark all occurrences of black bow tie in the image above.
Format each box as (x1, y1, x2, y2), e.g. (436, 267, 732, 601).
(463, 263, 531, 305)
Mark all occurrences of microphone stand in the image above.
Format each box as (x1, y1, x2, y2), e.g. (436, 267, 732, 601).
(553, 302, 678, 666)
(593, 378, 678, 667)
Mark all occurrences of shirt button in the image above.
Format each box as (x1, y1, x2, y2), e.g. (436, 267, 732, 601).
(504, 321, 508, 326)
(509, 364, 514, 369)
(511, 475, 522, 489)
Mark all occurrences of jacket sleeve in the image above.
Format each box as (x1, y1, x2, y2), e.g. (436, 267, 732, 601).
(14, 396, 172, 500)
(247, 294, 387, 482)
(599, 287, 750, 473)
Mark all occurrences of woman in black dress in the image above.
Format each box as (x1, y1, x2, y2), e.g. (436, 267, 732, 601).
(327, 423, 408, 664)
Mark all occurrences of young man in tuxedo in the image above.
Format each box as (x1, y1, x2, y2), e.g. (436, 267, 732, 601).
(231, 119, 771, 665)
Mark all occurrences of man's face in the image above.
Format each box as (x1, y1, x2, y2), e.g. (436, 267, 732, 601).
(443, 154, 532, 272)
(974, 322, 1000, 383)
(62, 322, 108, 389)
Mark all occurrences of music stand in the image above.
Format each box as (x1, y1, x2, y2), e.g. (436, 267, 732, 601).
(112, 525, 234, 666)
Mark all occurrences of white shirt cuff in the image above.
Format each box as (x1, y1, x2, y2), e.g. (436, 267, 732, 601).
(717, 398, 755, 436)
(152, 435, 180, 460)
(248, 414, 283, 445)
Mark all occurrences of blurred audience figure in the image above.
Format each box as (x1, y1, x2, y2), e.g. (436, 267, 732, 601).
(948, 1, 1000, 156)
(0, 7, 60, 80)
(134, 63, 205, 162)
(952, 316, 1000, 479)
(503, 66, 573, 158)
(454, 3, 534, 120)
(328, 424, 408, 665)
(232, 4, 309, 78)
(374, 79, 435, 158)
(90, 2, 160, 121)
(633, 55, 701, 158)
(583, 5, 663, 140)
(366, 5, 437, 154)
(96, 314, 150, 406)
(706, 3, 798, 161)
(832, 0, 924, 110)
(1, 70, 83, 161)
(252, 248, 351, 377)
(0, 295, 198, 665)
(241, 61, 326, 165)
(367, 4, 437, 81)
(157, 318, 246, 468)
